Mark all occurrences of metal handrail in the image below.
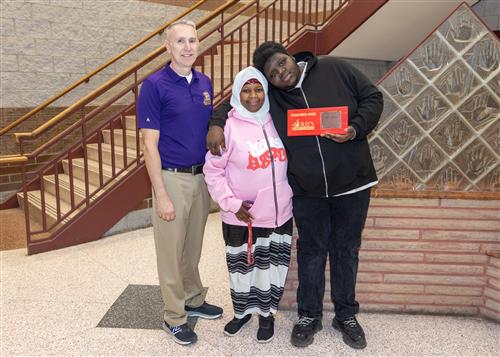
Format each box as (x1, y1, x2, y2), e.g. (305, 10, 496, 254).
(0, 0, 208, 137)
(8, 0, 356, 252)
(0, 0, 343, 165)
(4, 0, 239, 155)
(0, 155, 28, 164)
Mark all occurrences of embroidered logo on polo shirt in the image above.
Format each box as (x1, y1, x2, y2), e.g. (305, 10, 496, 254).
(202, 91, 211, 106)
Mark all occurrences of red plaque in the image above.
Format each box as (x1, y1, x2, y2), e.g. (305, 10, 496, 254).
(287, 106, 348, 136)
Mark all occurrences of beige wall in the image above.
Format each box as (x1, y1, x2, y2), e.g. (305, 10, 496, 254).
(0, 0, 208, 108)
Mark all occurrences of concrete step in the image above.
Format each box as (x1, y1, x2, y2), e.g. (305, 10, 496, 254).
(198, 60, 249, 79)
(215, 43, 251, 56)
(195, 61, 240, 74)
(14, 116, 142, 236)
(210, 78, 234, 92)
(124, 115, 137, 131)
(18, 151, 140, 232)
(17, 190, 72, 228)
(43, 173, 97, 207)
(102, 129, 142, 151)
(61, 158, 119, 188)
(87, 143, 140, 169)
(203, 52, 254, 66)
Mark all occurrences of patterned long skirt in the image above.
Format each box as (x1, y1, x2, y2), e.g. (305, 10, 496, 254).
(222, 218, 293, 318)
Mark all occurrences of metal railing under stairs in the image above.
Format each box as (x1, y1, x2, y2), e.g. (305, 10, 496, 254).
(1, 0, 374, 253)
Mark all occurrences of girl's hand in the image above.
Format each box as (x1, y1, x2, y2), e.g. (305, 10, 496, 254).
(235, 201, 253, 224)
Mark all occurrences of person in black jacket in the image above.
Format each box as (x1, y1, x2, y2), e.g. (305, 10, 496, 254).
(206, 41, 383, 349)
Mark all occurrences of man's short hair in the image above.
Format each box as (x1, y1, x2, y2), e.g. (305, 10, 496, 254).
(165, 19, 197, 41)
(253, 41, 289, 72)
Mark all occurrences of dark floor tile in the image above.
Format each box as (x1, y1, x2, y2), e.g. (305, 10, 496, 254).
(97, 284, 197, 330)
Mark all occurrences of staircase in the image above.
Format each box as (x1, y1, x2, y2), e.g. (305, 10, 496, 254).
(18, 115, 140, 230)
(0, 0, 388, 254)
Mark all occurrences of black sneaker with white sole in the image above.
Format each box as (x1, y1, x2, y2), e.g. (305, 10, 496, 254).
(290, 316, 323, 347)
(185, 301, 223, 319)
(257, 315, 274, 343)
(162, 321, 197, 345)
(331, 316, 367, 349)
(224, 314, 252, 336)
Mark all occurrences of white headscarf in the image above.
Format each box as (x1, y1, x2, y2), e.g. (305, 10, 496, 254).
(230, 66, 270, 124)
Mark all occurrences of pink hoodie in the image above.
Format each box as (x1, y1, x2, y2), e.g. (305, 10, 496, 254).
(204, 108, 293, 228)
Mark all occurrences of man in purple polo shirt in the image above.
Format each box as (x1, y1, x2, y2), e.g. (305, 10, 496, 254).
(137, 19, 222, 346)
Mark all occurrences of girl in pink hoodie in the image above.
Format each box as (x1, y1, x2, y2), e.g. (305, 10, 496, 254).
(204, 67, 293, 343)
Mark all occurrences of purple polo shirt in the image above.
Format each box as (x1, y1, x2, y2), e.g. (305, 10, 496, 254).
(137, 63, 213, 168)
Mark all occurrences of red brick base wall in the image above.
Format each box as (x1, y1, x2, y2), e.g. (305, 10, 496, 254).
(280, 197, 500, 322)
(481, 254, 500, 321)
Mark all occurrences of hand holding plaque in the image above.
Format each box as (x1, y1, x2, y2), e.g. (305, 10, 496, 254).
(287, 106, 348, 136)
(321, 126, 356, 143)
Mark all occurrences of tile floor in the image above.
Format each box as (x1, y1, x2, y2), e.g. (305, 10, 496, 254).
(1, 213, 499, 356)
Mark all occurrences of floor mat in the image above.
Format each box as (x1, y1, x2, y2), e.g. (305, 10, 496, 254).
(97, 284, 198, 330)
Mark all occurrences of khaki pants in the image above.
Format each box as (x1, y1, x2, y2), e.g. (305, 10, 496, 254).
(152, 170, 210, 326)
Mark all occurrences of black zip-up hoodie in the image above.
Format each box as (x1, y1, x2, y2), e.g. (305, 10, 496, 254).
(210, 52, 384, 198)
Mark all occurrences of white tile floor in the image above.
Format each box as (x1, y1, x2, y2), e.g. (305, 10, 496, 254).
(1, 212, 499, 356)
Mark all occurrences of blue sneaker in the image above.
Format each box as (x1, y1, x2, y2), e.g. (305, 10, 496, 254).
(162, 321, 197, 345)
(185, 301, 223, 319)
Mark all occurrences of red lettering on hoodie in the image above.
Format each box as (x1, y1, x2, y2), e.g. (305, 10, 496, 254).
(246, 148, 287, 170)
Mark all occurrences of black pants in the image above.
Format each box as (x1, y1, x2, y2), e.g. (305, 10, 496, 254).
(293, 188, 370, 320)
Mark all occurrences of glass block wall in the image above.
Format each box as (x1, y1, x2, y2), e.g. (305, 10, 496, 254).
(370, 3, 499, 193)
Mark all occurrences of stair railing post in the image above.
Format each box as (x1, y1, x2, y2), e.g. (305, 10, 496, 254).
(230, 33, 234, 84)
(315, 0, 319, 25)
(271, 0, 276, 42)
(322, 0, 326, 23)
(239, 28, 243, 71)
(210, 46, 215, 97)
(108, 112, 116, 180)
(256, 0, 260, 48)
(39, 164, 47, 231)
(247, 20, 251, 66)
(308, 0, 312, 26)
(301, 0, 305, 28)
(81, 107, 90, 207)
(279, 0, 283, 43)
(68, 150, 75, 209)
(294, 0, 298, 32)
(220, 12, 225, 98)
(97, 129, 104, 188)
(21, 160, 32, 248)
(264, 4, 269, 42)
(133, 71, 141, 166)
(54, 161, 61, 221)
(287, 0, 291, 42)
(119, 114, 126, 171)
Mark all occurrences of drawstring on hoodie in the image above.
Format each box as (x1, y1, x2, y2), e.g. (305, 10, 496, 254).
(247, 222, 254, 265)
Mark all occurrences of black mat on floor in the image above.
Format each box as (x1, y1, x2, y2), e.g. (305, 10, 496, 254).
(97, 284, 197, 330)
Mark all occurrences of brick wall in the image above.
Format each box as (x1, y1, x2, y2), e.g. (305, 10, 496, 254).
(0, 0, 209, 108)
(481, 254, 500, 321)
(0, 0, 208, 202)
(280, 197, 500, 322)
